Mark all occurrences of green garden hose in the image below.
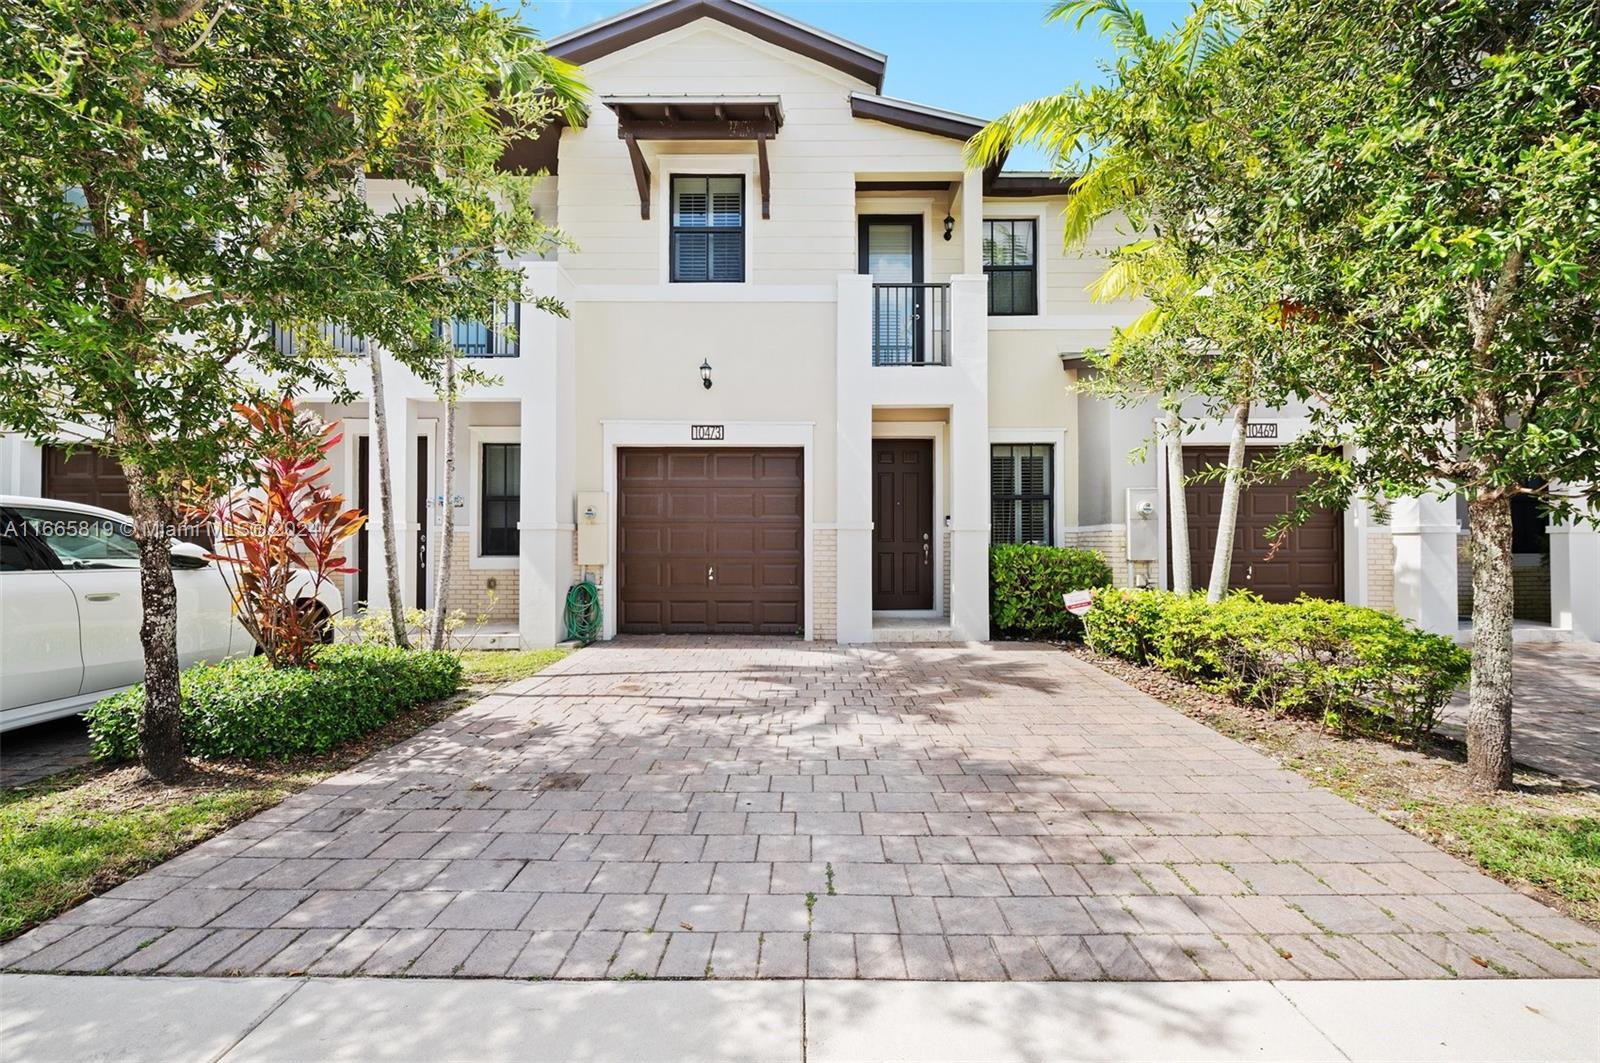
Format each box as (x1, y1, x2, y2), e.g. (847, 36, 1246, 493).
(564, 577, 602, 644)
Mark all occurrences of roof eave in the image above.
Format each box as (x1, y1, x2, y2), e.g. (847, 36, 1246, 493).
(549, 0, 886, 92)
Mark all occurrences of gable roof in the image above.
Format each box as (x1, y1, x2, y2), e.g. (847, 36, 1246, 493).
(848, 93, 985, 142)
(548, 0, 887, 91)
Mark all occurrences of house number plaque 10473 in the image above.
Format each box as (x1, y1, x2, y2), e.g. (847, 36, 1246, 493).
(691, 424, 725, 441)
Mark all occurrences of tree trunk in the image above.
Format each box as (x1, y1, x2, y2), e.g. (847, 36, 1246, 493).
(1163, 406, 1192, 595)
(122, 459, 185, 782)
(429, 351, 457, 650)
(1206, 399, 1249, 603)
(368, 348, 410, 648)
(1466, 492, 1515, 791)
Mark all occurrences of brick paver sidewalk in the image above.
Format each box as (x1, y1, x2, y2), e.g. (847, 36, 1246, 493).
(5, 639, 1597, 981)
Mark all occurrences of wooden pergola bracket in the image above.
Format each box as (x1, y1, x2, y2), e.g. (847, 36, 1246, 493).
(757, 134, 771, 219)
(605, 97, 784, 222)
(623, 133, 651, 220)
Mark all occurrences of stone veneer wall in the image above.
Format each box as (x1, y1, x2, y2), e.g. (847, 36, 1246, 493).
(1062, 526, 1133, 588)
(812, 528, 837, 641)
(442, 533, 517, 622)
(1366, 531, 1395, 612)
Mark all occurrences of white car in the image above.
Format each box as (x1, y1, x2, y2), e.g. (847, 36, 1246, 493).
(0, 495, 342, 732)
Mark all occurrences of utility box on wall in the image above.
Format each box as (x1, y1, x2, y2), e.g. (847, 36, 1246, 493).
(1125, 487, 1160, 562)
(576, 492, 608, 566)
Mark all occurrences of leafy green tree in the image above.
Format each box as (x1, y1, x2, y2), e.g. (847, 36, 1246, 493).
(0, 0, 583, 779)
(1225, 0, 1600, 790)
(978, 0, 1599, 791)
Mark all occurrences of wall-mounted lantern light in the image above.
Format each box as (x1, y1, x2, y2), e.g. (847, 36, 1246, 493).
(700, 358, 713, 390)
(942, 214, 955, 241)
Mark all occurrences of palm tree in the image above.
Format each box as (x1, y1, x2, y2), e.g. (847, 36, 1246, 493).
(966, 0, 1252, 599)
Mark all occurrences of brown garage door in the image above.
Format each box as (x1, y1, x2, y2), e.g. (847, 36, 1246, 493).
(1175, 446, 1343, 603)
(43, 444, 131, 513)
(618, 447, 803, 635)
(42, 445, 210, 544)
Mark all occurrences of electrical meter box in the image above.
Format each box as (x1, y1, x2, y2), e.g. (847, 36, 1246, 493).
(576, 492, 608, 566)
(1125, 487, 1160, 562)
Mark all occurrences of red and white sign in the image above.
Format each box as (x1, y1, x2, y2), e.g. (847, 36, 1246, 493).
(1062, 589, 1095, 616)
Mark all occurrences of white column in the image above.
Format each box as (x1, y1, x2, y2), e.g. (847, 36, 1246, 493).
(1550, 503, 1600, 640)
(960, 169, 984, 276)
(948, 273, 990, 642)
(517, 262, 574, 648)
(1389, 493, 1458, 635)
(835, 272, 874, 644)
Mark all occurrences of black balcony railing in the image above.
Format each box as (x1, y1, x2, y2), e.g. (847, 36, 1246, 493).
(871, 283, 950, 366)
(436, 302, 520, 357)
(268, 321, 367, 356)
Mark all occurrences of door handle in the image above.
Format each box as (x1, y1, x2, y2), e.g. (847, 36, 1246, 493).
(1246, 564, 1253, 582)
(923, 541, 930, 566)
(84, 592, 120, 602)
(707, 564, 715, 583)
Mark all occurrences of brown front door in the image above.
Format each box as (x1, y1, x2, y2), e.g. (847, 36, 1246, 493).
(872, 439, 934, 610)
(1176, 446, 1344, 602)
(618, 447, 803, 635)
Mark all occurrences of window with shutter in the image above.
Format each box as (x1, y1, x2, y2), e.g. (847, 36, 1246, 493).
(990, 444, 1053, 545)
(672, 175, 745, 283)
(983, 219, 1038, 316)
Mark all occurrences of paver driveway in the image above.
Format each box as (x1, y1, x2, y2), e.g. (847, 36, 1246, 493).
(6, 639, 1597, 981)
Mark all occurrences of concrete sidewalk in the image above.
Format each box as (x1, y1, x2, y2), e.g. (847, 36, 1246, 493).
(3, 974, 1596, 1062)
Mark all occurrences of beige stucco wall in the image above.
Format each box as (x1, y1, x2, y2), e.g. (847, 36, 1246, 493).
(571, 299, 838, 520)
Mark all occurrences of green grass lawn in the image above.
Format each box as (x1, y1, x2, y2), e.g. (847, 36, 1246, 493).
(0, 768, 295, 940)
(2, 645, 573, 942)
(460, 647, 571, 685)
(1412, 803, 1600, 923)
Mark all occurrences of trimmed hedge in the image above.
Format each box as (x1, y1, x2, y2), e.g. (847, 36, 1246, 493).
(990, 545, 1115, 641)
(1083, 588, 1470, 741)
(87, 644, 462, 762)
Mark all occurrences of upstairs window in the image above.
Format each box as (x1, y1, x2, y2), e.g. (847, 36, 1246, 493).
(991, 444, 1053, 545)
(672, 175, 745, 283)
(983, 219, 1037, 316)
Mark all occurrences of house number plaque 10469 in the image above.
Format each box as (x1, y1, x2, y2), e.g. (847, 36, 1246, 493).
(691, 424, 725, 441)
(1245, 423, 1279, 440)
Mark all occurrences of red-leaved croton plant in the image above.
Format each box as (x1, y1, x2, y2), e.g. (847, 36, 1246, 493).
(188, 397, 365, 669)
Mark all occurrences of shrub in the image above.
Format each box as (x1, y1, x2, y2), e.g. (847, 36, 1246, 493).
(186, 398, 364, 668)
(990, 545, 1115, 641)
(87, 644, 462, 762)
(1085, 588, 1470, 742)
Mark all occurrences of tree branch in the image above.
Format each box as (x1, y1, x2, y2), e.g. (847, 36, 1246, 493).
(145, 0, 206, 32)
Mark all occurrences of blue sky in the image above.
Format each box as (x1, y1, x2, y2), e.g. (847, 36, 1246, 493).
(512, 1, 1188, 170)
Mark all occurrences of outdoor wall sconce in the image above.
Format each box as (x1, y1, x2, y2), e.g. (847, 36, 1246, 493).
(700, 358, 714, 390)
(942, 214, 954, 241)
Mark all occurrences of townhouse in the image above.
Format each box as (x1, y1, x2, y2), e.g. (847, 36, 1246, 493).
(3, 0, 1595, 646)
